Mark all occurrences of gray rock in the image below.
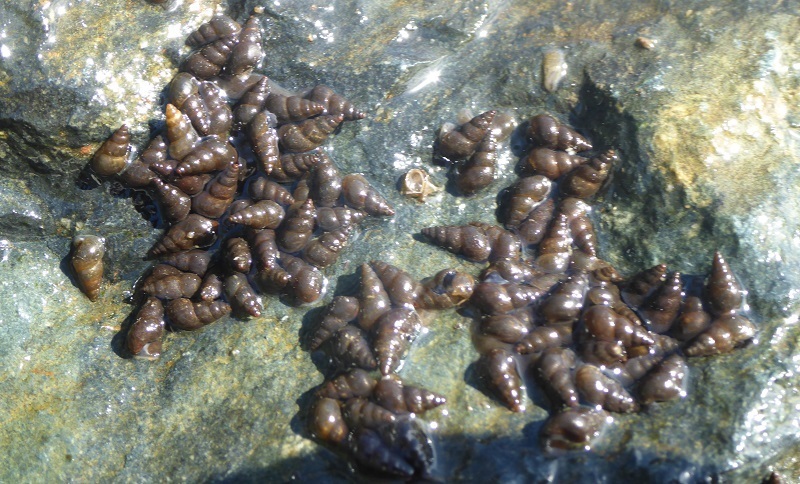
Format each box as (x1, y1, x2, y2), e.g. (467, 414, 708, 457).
(0, 0, 797, 482)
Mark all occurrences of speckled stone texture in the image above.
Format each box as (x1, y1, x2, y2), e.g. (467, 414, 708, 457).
(0, 0, 798, 482)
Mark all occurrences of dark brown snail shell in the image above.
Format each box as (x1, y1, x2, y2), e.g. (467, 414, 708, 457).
(476, 348, 525, 412)
(227, 16, 262, 77)
(249, 110, 280, 175)
(341, 174, 395, 216)
(637, 354, 688, 404)
(175, 138, 237, 177)
(520, 147, 588, 179)
(329, 325, 378, 371)
(671, 296, 712, 341)
(222, 237, 252, 274)
(372, 307, 421, 375)
(437, 110, 496, 160)
(228, 200, 285, 229)
(277, 199, 316, 252)
(704, 251, 744, 315)
(308, 397, 348, 446)
(684, 312, 756, 357)
(515, 323, 572, 355)
(248, 175, 295, 205)
(140, 265, 202, 300)
(357, 263, 392, 332)
(125, 296, 165, 360)
(234, 76, 269, 128)
(560, 149, 615, 199)
(316, 206, 366, 232)
(316, 368, 376, 401)
(149, 214, 219, 256)
(575, 364, 638, 413)
(91, 125, 130, 177)
(272, 152, 322, 183)
(71, 235, 105, 302)
(181, 35, 237, 79)
(165, 104, 200, 161)
(308, 296, 360, 351)
(159, 249, 211, 276)
(223, 272, 262, 318)
(302, 225, 353, 269)
(518, 198, 556, 246)
(455, 134, 497, 195)
(198, 271, 224, 302)
(540, 407, 608, 454)
(640, 271, 684, 334)
(310, 156, 343, 207)
(264, 93, 326, 124)
(370, 260, 420, 309)
(504, 175, 552, 227)
(185, 15, 241, 48)
(277, 114, 344, 153)
(306, 84, 366, 121)
(151, 178, 191, 224)
(166, 298, 232, 331)
(526, 114, 592, 152)
(536, 347, 579, 408)
(415, 269, 475, 310)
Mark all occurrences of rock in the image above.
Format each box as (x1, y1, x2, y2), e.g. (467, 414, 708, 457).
(0, 0, 797, 483)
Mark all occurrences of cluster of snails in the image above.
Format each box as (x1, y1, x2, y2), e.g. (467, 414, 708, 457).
(303, 261, 477, 477)
(415, 113, 756, 453)
(76, 13, 394, 358)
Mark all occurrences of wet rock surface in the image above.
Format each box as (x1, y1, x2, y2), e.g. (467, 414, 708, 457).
(0, 0, 798, 482)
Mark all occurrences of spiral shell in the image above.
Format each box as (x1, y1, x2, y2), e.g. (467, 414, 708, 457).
(185, 15, 241, 48)
(526, 114, 592, 152)
(227, 16, 262, 76)
(640, 271, 684, 334)
(71, 235, 105, 301)
(249, 110, 280, 175)
(518, 198, 556, 246)
(575, 364, 638, 413)
(182, 35, 237, 79)
(234, 76, 269, 127)
(399, 168, 441, 202)
(579, 340, 627, 366)
(149, 214, 218, 256)
(278, 114, 344, 152)
(637, 354, 688, 404)
(581, 305, 655, 348)
(455, 134, 497, 195)
(223, 272, 262, 318)
(470, 282, 542, 315)
(248, 175, 295, 205)
(125, 296, 165, 360)
(349, 427, 415, 479)
(172, 174, 212, 196)
(420, 224, 507, 263)
(477, 348, 525, 412)
(478, 313, 529, 345)
(150, 178, 191, 224)
(264, 93, 326, 124)
(141, 265, 202, 300)
(198, 81, 233, 137)
(91, 125, 130, 176)
(504, 175, 552, 227)
(684, 312, 756, 357)
(370, 260, 420, 309)
(704, 251, 744, 315)
(622, 263, 668, 308)
(560, 149, 615, 199)
(306, 84, 366, 121)
(374, 375, 409, 414)
(316, 206, 366, 232)
(515, 323, 573, 355)
(343, 397, 397, 431)
(223, 237, 252, 274)
(521, 147, 588, 180)
(281, 253, 325, 305)
(271, 152, 321, 182)
(166, 298, 231, 330)
(415, 269, 475, 310)
(536, 347, 579, 408)
(539, 274, 588, 325)
(248, 228, 280, 271)
(175, 138, 237, 177)
(341, 174, 395, 216)
(310, 157, 343, 207)
(119, 135, 165, 187)
(316, 368, 376, 401)
(540, 407, 608, 454)
(302, 225, 353, 268)
(308, 296, 360, 350)
(159, 249, 212, 276)
(559, 197, 597, 257)
(165, 104, 200, 161)
(308, 397, 348, 446)
(228, 199, 285, 229)
(437, 110, 496, 160)
(277, 199, 316, 252)
(330, 325, 377, 370)
(198, 271, 223, 301)
(671, 296, 712, 341)
(535, 212, 573, 273)
(372, 307, 421, 375)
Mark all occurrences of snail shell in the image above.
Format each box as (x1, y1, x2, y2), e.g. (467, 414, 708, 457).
(91, 125, 130, 176)
(341, 173, 395, 216)
(310, 156, 343, 207)
(704, 251, 744, 315)
(308, 296, 360, 350)
(478, 313, 529, 345)
(248, 175, 295, 205)
(559, 197, 597, 257)
(222, 237, 252, 274)
(607, 335, 678, 386)
(150, 178, 190, 224)
(374, 375, 409, 414)
(149, 214, 219, 256)
(329, 325, 378, 371)
(539, 274, 588, 325)
(234, 76, 269, 128)
(316, 206, 366, 232)
(637, 354, 688, 404)
(402, 383, 446, 415)
(455, 134, 497, 195)
(271, 152, 322, 182)
(306, 84, 366, 121)
(399, 168, 440, 202)
(281, 253, 325, 305)
(248, 228, 280, 271)
(185, 15, 241, 48)
(527, 114, 592, 152)
(536, 347, 579, 408)
(370, 260, 420, 309)
(476, 348, 525, 412)
(223, 272, 262, 318)
(228, 199, 285, 229)
(227, 16, 262, 76)
(140, 265, 202, 300)
(622, 263, 668, 308)
(542, 48, 567, 93)
(420, 224, 492, 262)
(119, 135, 165, 187)
(165, 104, 200, 161)
(302, 225, 353, 268)
(671, 296, 712, 341)
(520, 147, 588, 180)
(684, 312, 756, 357)
(277, 199, 316, 252)
(181, 35, 237, 79)
(125, 296, 165, 360)
(535, 211, 573, 273)
(579, 340, 627, 366)
(560, 149, 615, 199)
(166, 298, 231, 330)
(308, 397, 348, 446)
(515, 323, 572, 355)
(349, 427, 414, 479)
(248, 110, 280, 175)
(640, 271, 684, 334)
(71, 235, 106, 301)
(415, 268, 475, 310)
(342, 397, 396, 431)
(198, 271, 223, 302)
(581, 305, 655, 348)
(172, 174, 212, 196)
(575, 364, 638, 413)
(540, 407, 608, 454)
(372, 307, 421, 375)
(316, 368, 376, 401)
(175, 138, 237, 177)
(277, 114, 344, 153)
(504, 175, 552, 227)
(437, 110, 496, 160)
(470, 282, 542, 315)
(159, 249, 211, 276)
(198, 81, 233, 137)
(518, 198, 556, 246)
(264, 92, 326, 124)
